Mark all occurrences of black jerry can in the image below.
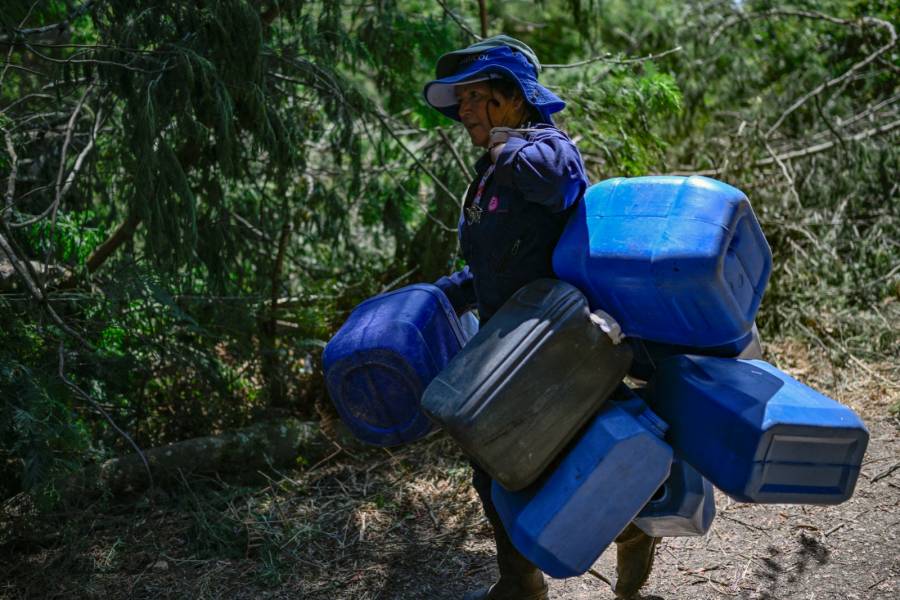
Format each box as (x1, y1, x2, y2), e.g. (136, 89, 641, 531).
(422, 279, 633, 491)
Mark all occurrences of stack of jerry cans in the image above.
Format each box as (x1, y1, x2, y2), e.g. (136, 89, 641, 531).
(324, 174, 869, 581)
(553, 175, 773, 379)
(499, 174, 866, 579)
(490, 388, 673, 578)
(323, 284, 476, 447)
(422, 279, 633, 490)
(645, 356, 869, 504)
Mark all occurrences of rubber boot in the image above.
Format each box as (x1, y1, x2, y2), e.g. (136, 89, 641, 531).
(464, 466, 549, 600)
(612, 523, 660, 599)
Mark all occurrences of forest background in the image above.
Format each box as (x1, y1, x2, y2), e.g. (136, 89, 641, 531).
(0, 0, 897, 597)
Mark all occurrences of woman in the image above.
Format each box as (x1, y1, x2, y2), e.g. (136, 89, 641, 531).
(424, 36, 659, 600)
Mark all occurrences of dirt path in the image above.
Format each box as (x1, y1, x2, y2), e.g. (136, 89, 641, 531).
(550, 416, 899, 600)
(1, 340, 897, 599)
(488, 342, 900, 600)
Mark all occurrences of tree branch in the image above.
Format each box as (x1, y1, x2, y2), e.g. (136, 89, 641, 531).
(672, 118, 900, 176)
(710, 8, 853, 45)
(828, 93, 899, 134)
(0, 1, 95, 44)
(764, 138, 801, 206)
(84, 210, 142, 274)
(3, 130, 16, 213)
(0, 212, 91, 346)
(12, 41, 170, 74)
(435, 0, 481, 41)
(756, 118, 900, 165)
(44, 86, 95, 257)
(544, 46, 682, 69)
(0, 228, 44, 302)
(58, 106, 103, 205)
(8, 87, 95, 229)
(0, 0, 40, 88)
(58, 341, 154, 492)
(814, 94, 847, 155)
(369, 108, 458, 201)
(763, 17, 896, 138)
(437, 128, 474, 180)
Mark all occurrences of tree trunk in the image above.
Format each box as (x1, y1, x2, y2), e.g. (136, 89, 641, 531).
(261, 213, 292, 409)
(478, 0, 489, 38)
(84, 211, 141, 273)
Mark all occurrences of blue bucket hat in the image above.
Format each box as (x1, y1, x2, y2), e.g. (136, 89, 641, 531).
(423, 41, 565, 124)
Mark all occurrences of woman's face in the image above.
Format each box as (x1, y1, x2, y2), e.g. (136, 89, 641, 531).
(455, 81, 526, 148)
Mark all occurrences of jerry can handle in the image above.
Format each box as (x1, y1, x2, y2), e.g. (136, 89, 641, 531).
(590, 309, 624, 345)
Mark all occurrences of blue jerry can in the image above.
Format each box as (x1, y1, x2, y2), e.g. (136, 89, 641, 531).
(553, 175, 772, 349)
(633, 458, 716, 537)
(322, 284, 475, 447)
(646, 356, 869, 504)
(491, 389, 673, 579)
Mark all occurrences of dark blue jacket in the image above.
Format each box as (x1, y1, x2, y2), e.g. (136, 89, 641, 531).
(435, 124, 589, 323)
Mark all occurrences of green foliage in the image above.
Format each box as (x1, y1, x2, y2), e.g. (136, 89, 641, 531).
(25, 210, 107, 265)
(0, 311, 91, 504)
(558, 65, 683, 175)
(1, 0, 896, 503)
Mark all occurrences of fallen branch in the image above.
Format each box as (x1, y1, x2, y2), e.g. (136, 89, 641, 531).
(872, 461, 900, 483)
(756, 118, 900, 165)
(62, 418, 349, 497)
(822, 93, 899, 138)
(672, 117, 900, 176)
(764, 17, 896, 138)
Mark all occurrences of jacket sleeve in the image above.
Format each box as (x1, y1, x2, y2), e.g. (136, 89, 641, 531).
(492, 132, 588, 213)
(434, 266, 478, 316)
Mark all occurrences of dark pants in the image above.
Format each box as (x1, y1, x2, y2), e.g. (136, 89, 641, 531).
(471, 462, 543, 579)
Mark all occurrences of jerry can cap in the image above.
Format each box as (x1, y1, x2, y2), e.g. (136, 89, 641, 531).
(590, 309, 624, 345)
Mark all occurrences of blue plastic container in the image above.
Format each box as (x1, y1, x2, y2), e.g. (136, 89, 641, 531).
(553, 175, 772, 348)
(634, 458, 716, 537)
(646, 356, 869, 504)
(491, 389, 673, 578)
(323, 284, 474, 446)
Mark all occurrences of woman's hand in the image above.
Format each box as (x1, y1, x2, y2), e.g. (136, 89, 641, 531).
(488, 127, 538, 162)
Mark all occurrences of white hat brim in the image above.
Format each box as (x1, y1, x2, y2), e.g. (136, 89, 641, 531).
(424, 75, 497, 108)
